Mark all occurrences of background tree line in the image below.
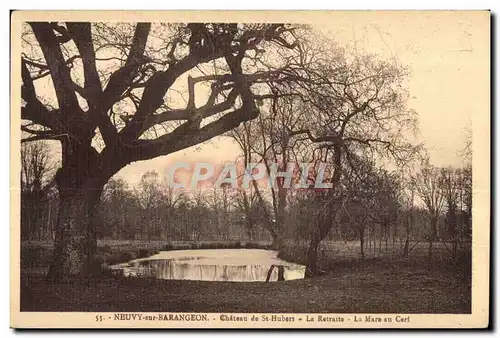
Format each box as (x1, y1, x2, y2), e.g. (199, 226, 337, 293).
(21, 138, 472, 263)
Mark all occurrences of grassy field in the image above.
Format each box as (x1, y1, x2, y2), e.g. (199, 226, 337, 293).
(20, 239, 273, 275)
(19, 239, 471, 313)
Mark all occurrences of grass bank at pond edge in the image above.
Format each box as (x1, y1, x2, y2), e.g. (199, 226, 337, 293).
(21, 259, 471, 313)
(20, 240, 471, 313)
(21, 240, 275, 275)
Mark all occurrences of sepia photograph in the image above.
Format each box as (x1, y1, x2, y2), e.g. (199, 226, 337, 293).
(10, 10, 490, 328)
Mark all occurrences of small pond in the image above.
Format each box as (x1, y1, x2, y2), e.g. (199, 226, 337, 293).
(109, 249, 306, 282)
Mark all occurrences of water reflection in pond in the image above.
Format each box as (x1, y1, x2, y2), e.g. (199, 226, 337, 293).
(110, 249, 306, 282)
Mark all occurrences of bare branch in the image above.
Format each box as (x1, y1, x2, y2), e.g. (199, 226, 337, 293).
(67, 22, 117, 146)
(29, 22, 82, 118)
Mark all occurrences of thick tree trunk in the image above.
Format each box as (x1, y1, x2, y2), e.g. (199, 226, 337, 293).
(43, 126, 112, 281)
(306, 212, 338, 278)
(305, 143, 342, 278)
(305, 210, 336, 277)
(46, 178, 104, 281)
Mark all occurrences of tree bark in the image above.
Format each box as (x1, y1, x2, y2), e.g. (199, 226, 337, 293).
(305, 143, 342, 277)
(46, 179, 103, 280)
(46, 138, 110, 281)
(305, 206, 337, 277)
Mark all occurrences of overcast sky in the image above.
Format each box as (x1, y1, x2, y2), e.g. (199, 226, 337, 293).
(111, 11, 487, 185)
(25, 12, 487, 186)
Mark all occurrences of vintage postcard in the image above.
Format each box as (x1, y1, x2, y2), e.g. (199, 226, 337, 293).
(10, 10, 490, 329)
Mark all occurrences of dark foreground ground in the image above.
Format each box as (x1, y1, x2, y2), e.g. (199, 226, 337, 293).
(20, 248, 471, 313)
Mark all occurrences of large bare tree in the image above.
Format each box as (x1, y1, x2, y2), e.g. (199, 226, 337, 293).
(21, 22, 306, 279)
(230, 95, 310, 248)
(291, 45, 419, 275)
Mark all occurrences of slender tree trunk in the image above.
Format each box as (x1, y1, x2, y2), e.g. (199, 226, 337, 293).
(449, 209, 458, 260)
(452, 236, 458, 260)
(305, 234, 321, 277)
(359, 225, 365, 260)
(120, 204, 125, 240)
(385, 224, 389, 252)
(147, 209, 152, 241)
(378, 233, 383, 257)
(428, 215, 438, 259)
(368, 228, 372, 252)
(246, 217, 254, 241)
(270, 229, 283, 250)
(392, 220, 397, 258)
(402, 236, 409, 258)
(402, 210, 412, 258)
(402, 219, 410, 258)
(46, 199, 52, 240)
